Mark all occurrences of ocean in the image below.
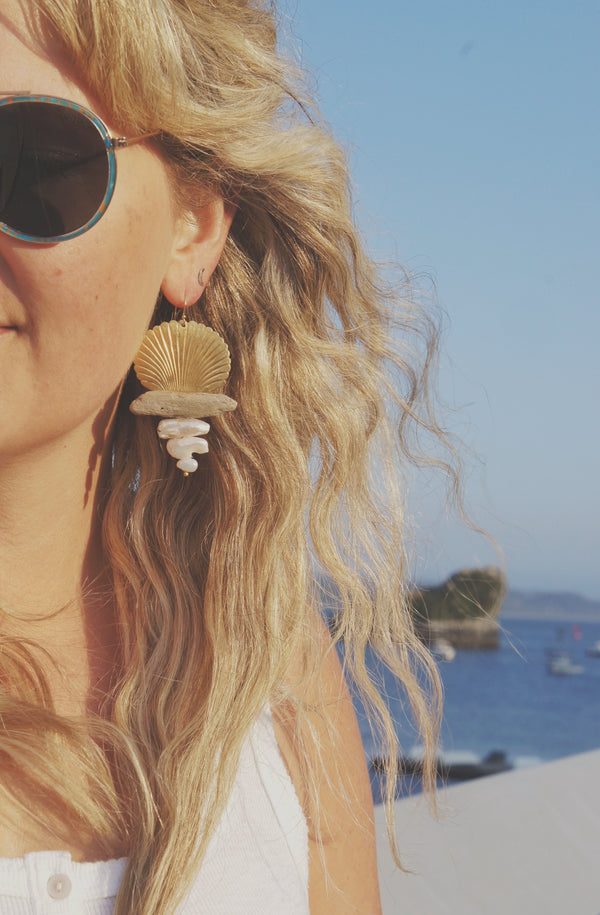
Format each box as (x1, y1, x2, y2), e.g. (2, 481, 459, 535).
(353, 618, 600, 801)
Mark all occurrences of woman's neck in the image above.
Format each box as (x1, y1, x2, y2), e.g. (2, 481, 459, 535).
(0, 422, 119, 717)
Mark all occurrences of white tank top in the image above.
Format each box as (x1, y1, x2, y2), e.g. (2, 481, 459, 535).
(0, 709, 309, 914)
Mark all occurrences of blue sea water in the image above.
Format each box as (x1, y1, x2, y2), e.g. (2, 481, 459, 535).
(354, 619, 600, 779)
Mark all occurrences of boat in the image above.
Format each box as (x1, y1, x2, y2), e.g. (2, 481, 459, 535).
(586, 640, 600, 658)
(371, 748, 512, 782)
(430, 638, 456, 662)
(545, 648, 583, 676)
(441, 749, 512, 782)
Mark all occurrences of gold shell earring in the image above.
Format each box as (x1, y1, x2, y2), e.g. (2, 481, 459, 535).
(129, 272, 237, 475)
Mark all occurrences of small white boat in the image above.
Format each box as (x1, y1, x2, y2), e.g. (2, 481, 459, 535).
(586, 640, 600, 658)
(431, 639, 456, 662)
(546, 649, 583, 676)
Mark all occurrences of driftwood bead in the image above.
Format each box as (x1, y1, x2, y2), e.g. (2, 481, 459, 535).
(129, 391, 237, 418)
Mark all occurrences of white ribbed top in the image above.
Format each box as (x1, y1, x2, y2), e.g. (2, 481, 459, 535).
(0, 709, 309, 914)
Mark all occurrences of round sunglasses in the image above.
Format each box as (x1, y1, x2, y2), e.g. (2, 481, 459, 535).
(0, 94, 159, 244)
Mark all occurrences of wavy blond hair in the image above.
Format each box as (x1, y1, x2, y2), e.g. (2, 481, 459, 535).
(0, 0, 452, 910)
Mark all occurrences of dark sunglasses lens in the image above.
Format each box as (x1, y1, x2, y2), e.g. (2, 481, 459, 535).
(0, 101, 109, 239)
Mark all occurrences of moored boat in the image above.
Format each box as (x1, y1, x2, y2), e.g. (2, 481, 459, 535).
(545, 648, 583, 676)
(431, 638, 456, 662)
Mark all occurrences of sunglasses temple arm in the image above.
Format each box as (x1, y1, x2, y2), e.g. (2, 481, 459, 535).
(111, 130, 162, 149)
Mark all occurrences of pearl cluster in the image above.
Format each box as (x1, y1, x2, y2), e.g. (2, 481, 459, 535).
(157, 417, 211, 474)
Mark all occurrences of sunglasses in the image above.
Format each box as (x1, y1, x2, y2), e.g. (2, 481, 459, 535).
(0, 94, 158, 244)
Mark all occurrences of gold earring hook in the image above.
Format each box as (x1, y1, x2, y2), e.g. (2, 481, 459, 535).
(180, 295, 188, 325)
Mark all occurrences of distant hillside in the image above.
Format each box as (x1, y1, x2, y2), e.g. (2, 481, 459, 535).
(501, 589, 600, 621)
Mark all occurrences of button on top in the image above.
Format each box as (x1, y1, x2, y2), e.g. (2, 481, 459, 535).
(47, 873, 72, 899)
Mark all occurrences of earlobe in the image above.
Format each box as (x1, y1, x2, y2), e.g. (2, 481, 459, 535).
(161, 196, 235, 308)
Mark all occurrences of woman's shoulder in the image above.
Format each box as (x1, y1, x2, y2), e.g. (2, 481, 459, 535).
(272, 622, 382, 914)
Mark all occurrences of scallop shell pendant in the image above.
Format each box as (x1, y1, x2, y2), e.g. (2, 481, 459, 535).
(133, 320, 231, 394)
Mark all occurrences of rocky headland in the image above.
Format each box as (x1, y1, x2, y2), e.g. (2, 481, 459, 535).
(411, 566, 506, 650)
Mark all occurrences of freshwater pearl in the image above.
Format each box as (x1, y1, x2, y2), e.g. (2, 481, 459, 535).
(177, 457, 199, 474)
(166, 435, 209, 460)
(157, 417, 210, 439)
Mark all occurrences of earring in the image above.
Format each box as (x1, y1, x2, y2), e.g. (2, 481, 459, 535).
(129, 277, 236, 475)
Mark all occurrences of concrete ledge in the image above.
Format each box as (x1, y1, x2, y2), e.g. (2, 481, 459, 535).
(375, 750, 600, 915)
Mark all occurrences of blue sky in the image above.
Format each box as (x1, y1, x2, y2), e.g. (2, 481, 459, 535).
(288, 1, 600, 598)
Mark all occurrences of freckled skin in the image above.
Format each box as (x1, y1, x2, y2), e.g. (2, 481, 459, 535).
(0, 3, 179, 462)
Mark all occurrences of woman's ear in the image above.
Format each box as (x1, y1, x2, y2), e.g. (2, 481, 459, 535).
(161, 195, 235, 307)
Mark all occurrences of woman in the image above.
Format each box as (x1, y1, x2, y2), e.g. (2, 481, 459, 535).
(0, 0, 443, 911)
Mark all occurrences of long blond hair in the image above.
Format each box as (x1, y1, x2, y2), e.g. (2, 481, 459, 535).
(1, 0, 451, 910)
